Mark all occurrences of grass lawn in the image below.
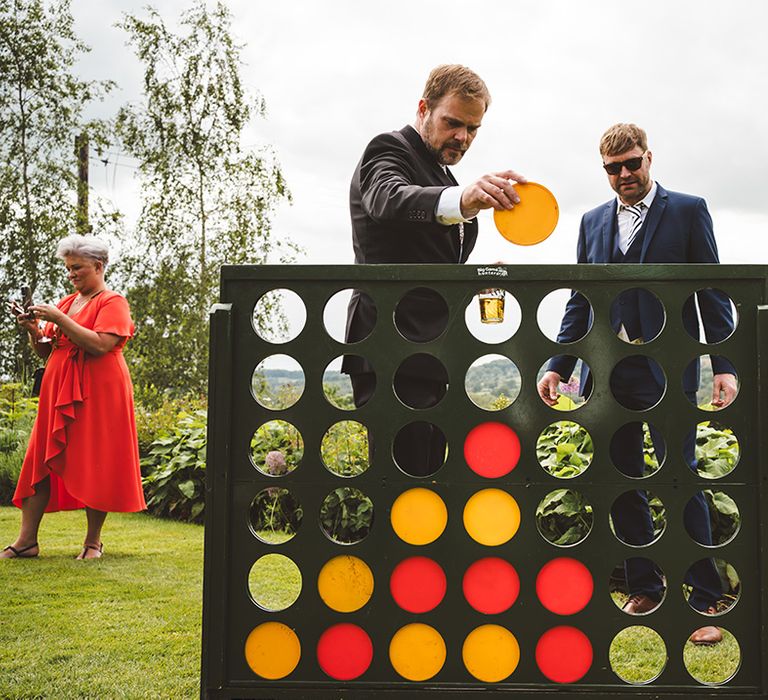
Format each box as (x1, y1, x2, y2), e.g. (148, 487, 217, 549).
(1, 507, 741, 696)
(0, 507, 203, 699)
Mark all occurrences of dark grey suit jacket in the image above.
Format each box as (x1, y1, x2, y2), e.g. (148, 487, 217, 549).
(343, 125, 478, 375)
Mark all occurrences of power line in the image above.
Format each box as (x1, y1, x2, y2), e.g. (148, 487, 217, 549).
(90, 156, 138, 170)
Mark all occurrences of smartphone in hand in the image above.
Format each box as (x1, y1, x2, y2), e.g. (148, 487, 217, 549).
(7, 300, 25, 318)
(10, 285, 35, 321)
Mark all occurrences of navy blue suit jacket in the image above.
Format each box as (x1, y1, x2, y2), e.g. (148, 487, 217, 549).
(549, 183, 735, 393)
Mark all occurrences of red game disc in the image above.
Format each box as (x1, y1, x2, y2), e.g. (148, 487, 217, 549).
(536, 557, 593, 615)
(535, 626, 593, 683)
(390, 557, 447, 613)
(317, 623, 373, 680)
(464, 422, 521, 478)
(463, 557, 520, 614)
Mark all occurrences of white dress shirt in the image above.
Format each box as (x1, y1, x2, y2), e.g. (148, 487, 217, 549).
(616, 181, 657, 254)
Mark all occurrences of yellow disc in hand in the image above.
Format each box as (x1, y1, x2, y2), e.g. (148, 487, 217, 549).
(494, 181, 559, 245)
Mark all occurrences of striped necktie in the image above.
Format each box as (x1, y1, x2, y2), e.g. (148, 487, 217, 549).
(621, 202, 645, 250)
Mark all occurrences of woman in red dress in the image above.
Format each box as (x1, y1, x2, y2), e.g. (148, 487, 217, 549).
(2, 235, 146, 560)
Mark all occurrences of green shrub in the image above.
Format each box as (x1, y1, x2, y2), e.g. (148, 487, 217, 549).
(696, 421, 739, 477)
(250, 420, 304, 475)
(141, 409, 207, 523)
(249, 487, 303, 539)
(320, 421, 369, 476)
(322, 383, 355, 410)
(535, 488, 593, 545)
(319, 487, 373, 543)
(0, 448, 25, 504)
(536, 421, 593, 478)
(133, 385, 207, 458)
(0, 383, 37, 505)
(642, 422, 661, 475)
(705, 489, 740, 544)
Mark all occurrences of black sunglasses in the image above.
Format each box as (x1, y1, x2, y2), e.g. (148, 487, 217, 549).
(603, 154, 645, 175)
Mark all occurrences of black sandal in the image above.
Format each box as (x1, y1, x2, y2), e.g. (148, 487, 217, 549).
(2, 542, 39, 558)
(77, 542, 103, 560)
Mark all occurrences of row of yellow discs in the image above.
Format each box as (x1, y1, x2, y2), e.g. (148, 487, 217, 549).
(245, 621, 520, 682)
(392, 486, 519, 545)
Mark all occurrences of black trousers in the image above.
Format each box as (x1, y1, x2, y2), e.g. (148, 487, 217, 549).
(610, 368, 721, 610)
(349, 372, 447, 477)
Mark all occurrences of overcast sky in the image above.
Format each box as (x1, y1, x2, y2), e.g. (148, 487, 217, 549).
(72, 0, 768, 269)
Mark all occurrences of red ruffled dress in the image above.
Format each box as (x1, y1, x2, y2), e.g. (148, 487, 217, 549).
(13, 291, 147, 513)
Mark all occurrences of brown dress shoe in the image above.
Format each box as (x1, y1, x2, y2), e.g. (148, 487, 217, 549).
(689, 625, 723, 646)
(622, 594, 658, 614)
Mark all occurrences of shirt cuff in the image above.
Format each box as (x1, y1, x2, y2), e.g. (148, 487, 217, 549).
(435, 186, 474, 225)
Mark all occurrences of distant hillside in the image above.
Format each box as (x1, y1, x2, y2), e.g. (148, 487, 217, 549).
(259, 359, 519, 397)
(260, 356, 716, 405)
(464, 359, 521, 397)
(258, 368, 350, 394)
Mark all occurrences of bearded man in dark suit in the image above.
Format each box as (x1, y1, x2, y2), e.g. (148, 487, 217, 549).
(344, 64, 524, 476)
(538, 123, 737, 645)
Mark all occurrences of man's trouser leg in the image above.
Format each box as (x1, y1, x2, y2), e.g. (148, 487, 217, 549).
(610, 377, 665, 602)
(681, 394, 722, 611)
(350, 372, 446, 477)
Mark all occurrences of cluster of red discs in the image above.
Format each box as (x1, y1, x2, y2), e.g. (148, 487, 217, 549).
(311, 555, 595, 682)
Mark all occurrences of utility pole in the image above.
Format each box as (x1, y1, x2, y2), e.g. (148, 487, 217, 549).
(75, 133, 90, 234)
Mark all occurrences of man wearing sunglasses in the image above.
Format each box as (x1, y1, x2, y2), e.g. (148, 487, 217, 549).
(538, 123, 736, 646)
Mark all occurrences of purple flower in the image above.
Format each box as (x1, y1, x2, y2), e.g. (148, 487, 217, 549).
(560, 376, 580, 395)
(265, 450, 287, 475)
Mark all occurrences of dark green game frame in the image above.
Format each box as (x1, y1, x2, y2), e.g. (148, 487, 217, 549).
(202, 264, 768, 699)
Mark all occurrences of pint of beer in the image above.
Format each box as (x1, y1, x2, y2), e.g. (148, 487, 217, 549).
(478, 289, 505, 324)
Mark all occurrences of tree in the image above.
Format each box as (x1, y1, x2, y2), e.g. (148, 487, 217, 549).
(0, 0, 113, 381)
(115, 1, 295, 395)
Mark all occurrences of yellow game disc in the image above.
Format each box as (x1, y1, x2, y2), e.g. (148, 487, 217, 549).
(463, 488, 521, 546)
(390, 488, 448, 545)
(244, 622, 301, 679)
(493, 182, 559, 245)
(463, 624, 520, 682)
(317, 555, 374, 613)
(389, 623, 447, 681)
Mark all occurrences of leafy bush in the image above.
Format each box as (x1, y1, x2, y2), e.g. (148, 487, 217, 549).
(133, 385, 207, 458)
(536, 421, 593, 478)
(642, 423, 661, 475)
(252, 371, 303, 410)
(705, 489, 740, 544)
(141, 409, 207, 523)
(0, 448, 25, 504)
(536, 489, 593, 545)
(250, 420, 304, 475)
(696, 422, 739, 477)
(249, 487, 303, 540)
(323, 382, 355, 410)
(319, 487, 373, 543)
(646, 493, 666, 537)
(0, 383, 37, 504)
(320, 421, 369, 476)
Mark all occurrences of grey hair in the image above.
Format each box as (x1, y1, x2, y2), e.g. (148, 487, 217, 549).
(55, 234, 110, 266)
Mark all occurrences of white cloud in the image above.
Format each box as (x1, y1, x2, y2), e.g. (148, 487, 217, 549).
(72, 0, 768, 266)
